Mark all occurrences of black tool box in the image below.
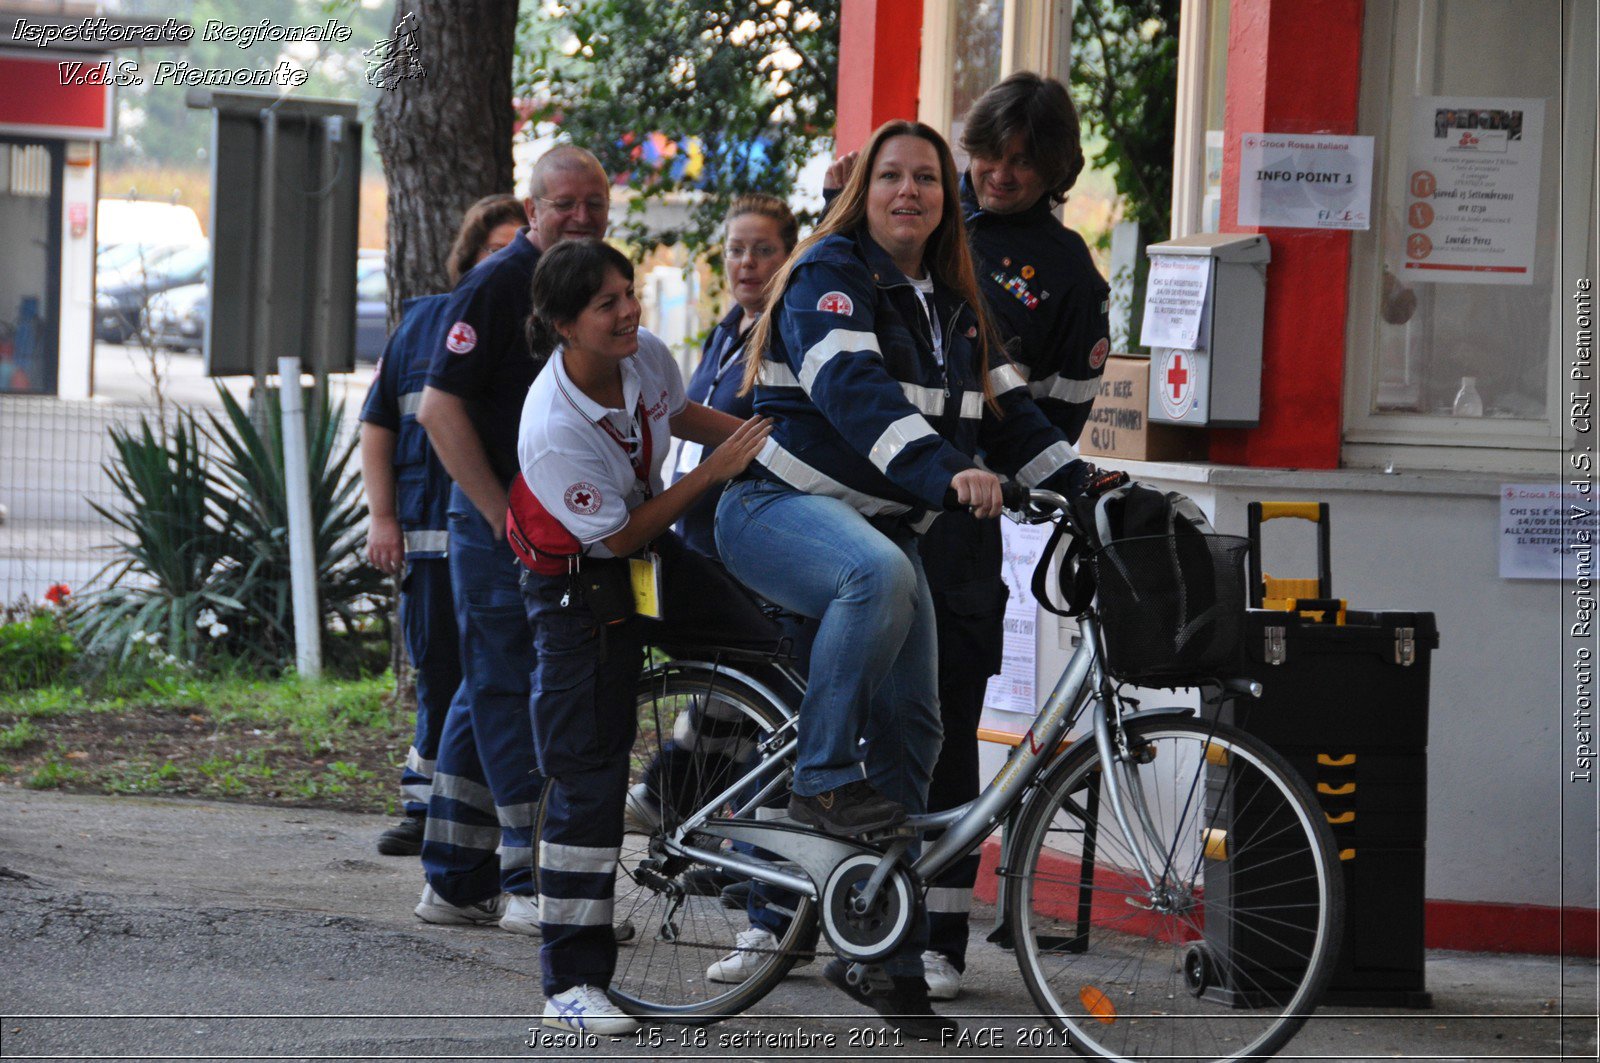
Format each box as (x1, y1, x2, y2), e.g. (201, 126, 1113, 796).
(1205, 503, 1439, 1008)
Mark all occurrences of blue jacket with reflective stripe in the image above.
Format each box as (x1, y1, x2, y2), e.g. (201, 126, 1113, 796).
(961, 173, 1111, 444)
(358, 294, 454, 559)
(751, 227, 1079, 523)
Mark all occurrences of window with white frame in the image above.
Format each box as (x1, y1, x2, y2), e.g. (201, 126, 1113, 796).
(918, 0, 1070, 167)
(1343, 0, 1595, 462)
(1171, 0, 1229, 238)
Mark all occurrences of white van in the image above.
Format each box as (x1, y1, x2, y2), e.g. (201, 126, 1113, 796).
(97, 199, 205, 253)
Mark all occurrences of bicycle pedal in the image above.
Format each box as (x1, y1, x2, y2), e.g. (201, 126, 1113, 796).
(859, 823, 917, 845)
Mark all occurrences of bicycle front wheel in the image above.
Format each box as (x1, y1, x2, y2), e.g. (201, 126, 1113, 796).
(1006, 715, 1343, 1063)
(604, 663, 818, 1023)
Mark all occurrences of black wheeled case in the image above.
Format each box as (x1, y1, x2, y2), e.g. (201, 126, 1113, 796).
(1206, 608, 1439, 1008)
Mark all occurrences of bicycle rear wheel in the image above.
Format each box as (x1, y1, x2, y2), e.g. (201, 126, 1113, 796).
(604, 663, 818, 1023)
(1006, 715, 1343, 1063)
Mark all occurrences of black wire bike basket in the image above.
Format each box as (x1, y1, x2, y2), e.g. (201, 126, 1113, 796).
(1091, 532, 1251, 683)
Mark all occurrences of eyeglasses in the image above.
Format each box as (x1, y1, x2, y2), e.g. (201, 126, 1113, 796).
(725, 243, 783, 261)
(536, 196, 608, 216)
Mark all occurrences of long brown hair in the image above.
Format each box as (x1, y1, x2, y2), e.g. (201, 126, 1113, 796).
(446, 194, 528, 285)
(740, 120, 1005, 412)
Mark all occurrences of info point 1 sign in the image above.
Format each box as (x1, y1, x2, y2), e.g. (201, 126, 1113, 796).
(1236, 134, 1374, 230)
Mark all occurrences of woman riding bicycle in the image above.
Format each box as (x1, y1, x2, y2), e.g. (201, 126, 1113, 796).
(509, 239, 775, 1035)
(714, 119, 1102, 1032)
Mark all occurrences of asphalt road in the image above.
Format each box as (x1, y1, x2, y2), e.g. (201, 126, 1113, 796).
(0, 789, 1593, 1063)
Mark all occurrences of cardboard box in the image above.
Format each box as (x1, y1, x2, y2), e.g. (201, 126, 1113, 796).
(1078, 356, 1208, 463)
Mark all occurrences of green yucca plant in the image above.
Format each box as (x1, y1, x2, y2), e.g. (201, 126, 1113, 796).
(75, 413, 246, 664)
(73, 389, 387, 671)
(205, 387, 387, 668)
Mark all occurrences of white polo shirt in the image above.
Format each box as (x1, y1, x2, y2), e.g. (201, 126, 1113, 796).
(517, 329, 687, 557)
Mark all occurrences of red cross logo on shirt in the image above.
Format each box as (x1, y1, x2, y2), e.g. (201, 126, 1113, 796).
(564, 482, 603, 515)
(1166, 354, 1189, 400)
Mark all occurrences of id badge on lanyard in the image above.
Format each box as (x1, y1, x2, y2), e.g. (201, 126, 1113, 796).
(598, 400, 664, 620)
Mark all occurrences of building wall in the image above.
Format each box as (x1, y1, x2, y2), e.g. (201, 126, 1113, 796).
(57, 142, 95, 400)
(841, 0, 1594, 952)
(981, 461, 1595, 952)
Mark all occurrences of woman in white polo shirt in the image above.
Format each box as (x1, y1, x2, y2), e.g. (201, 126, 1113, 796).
(509, 238, 772, 1035)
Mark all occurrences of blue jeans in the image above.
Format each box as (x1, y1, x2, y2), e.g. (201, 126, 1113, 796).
(716, 480, 943, 801)
(715, 479, 941, 975)
(420, 487, 543, 902)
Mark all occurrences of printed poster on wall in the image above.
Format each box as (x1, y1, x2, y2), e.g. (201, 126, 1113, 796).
(985, 520, 1053, 716)
(1499, 483, 1597, 580)
(1236, 133, 1374, 229)
(1403, 97, 1544, 285)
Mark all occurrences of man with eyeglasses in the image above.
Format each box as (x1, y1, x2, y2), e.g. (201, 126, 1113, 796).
(412, 145, 612, 934)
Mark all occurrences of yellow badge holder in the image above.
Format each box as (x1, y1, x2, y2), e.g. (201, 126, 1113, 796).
(629, 551, 664, 620)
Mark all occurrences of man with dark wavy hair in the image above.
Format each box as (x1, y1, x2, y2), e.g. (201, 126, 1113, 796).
(919, 70, 1111, 1003)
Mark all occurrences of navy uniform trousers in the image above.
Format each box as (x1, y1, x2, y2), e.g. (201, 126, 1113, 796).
(524, 532, 782, 997)
(920, 510, 1007, 972)
(398, 557, 459, 816)
(420, 487, 544, 902)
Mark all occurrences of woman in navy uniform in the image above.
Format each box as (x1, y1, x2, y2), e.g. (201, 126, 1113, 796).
(510, 239, 775, 1034)
(714, 120, 1102, 1035)
(359, 193, 527, 857)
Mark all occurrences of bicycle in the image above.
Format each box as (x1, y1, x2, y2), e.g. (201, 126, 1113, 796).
(550, 485, 1345, 1063)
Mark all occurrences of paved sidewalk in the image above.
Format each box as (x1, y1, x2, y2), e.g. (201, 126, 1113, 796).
(0, 789, 1593, 1062)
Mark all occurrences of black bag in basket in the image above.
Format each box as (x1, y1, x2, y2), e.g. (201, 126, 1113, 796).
(1082, 483, 1248, 682)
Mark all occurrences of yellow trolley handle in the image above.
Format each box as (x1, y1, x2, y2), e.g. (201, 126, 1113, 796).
(1247, 501, 1332, 609)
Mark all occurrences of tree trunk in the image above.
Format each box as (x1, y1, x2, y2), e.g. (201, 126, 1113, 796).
(371, 1, 517, 695)
(373, 0, 519, 326)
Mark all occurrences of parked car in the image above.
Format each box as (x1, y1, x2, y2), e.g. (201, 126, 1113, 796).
(355, 256, 387, 363)
(136, 255, 390, 362)
(97, 241, 191, 276)
(141, 282, 207, 353)
(95, 243, 209, 344)
(97, 199, 204, 256)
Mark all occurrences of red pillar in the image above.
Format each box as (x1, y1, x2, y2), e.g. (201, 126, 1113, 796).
(1210, 0, 1364, 469)
(836, 0, 923, 153)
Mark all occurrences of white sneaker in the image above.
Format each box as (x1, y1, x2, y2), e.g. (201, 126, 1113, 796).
(623, 783, 662, 834)
(705, 926, 811, 984)
(542, 984, 639, 1035)
(921, 950, 962, 1001)
(414, 884, 508, 925)
(499, 893, 541, 936)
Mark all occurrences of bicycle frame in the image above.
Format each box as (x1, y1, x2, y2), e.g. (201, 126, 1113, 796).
(662, 611, 1130, 907)
(656, 492, 1189, 909)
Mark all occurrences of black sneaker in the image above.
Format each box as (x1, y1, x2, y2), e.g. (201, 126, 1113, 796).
(822, 958, 957, 1040)
(788, 780, 907, 837)
(377, 815, 424, 856)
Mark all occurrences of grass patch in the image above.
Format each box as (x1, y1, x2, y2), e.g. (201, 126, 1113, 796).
(0, 719, 41, 751)
(0, 672, 410, 813)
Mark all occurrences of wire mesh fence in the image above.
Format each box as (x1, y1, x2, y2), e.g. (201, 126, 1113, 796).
(0, 384, 367, 609)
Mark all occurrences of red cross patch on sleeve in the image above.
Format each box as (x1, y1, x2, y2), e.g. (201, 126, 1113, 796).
(446, 322, 478, 355)
(1089, 337, 1110, 370)
(816, 291, 854, 315)
(564, 482, 602, 515)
